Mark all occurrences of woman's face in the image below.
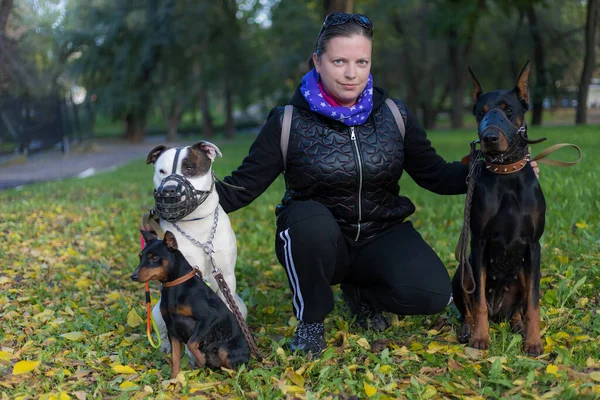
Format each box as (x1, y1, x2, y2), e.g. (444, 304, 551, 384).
(313, 34, 372, 107)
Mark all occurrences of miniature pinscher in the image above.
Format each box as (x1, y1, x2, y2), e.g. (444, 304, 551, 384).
(131, 230, 250, 377)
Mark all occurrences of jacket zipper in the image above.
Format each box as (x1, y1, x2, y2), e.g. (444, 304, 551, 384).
(350, 126, 363, 241)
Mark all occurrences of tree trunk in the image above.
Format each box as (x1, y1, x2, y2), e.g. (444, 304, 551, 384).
(0, 0, 14, 34)
(224, 84, 235, 139)
(199, 86, 214, 138)
(448, 28, 463, 129)
(576, 0, 597, 124)
(0, 0, 14, 95)
(447, 0, 485, 129)
(86, 100, 95, 138)
(193, 57, 214, 138)
(124, 112, 146, 143)
(166, 116, 180, 142)
(166, 98, 183, 142)
(507, 11, 525, 80)
(126, 0, 162, 142)
(392, 13, 419, 114)
(527, 4, 546, 126)
(324, 0, 353, 16)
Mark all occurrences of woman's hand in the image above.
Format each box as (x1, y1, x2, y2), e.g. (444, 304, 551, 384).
(531, 160, 540, 179)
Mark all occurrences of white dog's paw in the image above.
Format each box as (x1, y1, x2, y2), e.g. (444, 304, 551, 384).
(185, 346, 196, 368)
(160, 336, 172, 353)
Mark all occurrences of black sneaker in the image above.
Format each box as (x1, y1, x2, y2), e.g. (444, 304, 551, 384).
(288, 321, 326, 355)
(341, 284, 390, 332)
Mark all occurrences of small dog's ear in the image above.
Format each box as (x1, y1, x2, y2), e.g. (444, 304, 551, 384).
(164, 231, 178, 251)
(468, 66, 484, 104)
(147, 145, 168, 165)
(191, 141, 222, 161)
(141, 230, 158, 244)
(515, 60, 531, 109)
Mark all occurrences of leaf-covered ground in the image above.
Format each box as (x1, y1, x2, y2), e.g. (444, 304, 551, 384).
(1, 125, 599, 399)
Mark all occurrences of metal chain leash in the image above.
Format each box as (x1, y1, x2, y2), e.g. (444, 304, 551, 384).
(173, 207, 219, 254)
(173, 207, 264, 361)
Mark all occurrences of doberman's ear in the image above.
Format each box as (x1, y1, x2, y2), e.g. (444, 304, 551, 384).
(468, 66, 484, 104)
(191, 141, 222, 161)
(164, 231, 178, 251)
(515, 60, 531, 109)
(141, 230, 158, 244)
(146, 145, 168, 165)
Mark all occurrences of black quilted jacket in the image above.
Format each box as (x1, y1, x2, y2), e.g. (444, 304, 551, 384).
(217, 86, 468, 242)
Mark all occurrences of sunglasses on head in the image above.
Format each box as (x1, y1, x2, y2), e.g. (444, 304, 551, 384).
(317, 12, 373, 39)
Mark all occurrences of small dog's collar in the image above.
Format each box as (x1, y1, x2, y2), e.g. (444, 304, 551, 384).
(162, 270, 197, 288)
(485, 154, 530, 174)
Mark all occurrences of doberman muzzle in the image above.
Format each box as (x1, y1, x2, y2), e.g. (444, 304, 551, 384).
(478, 109, 545, 159)
(478, 108, 521, 147)
(153, 147, 214, 222)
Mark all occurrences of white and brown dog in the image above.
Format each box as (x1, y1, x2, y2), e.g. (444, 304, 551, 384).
(146, 141, 247, 354)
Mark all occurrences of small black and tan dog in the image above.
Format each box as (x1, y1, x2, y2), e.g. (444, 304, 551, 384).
(131, 230, 249, 377)
(452, 61, 545, 355)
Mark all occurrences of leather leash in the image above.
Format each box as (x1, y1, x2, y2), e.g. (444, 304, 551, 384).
(530, 143, 582, 166)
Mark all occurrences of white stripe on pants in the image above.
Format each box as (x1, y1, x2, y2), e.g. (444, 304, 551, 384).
(279, 229, 305, 320)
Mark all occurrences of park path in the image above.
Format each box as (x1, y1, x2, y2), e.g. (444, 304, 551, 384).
(0, 138, 186, 190)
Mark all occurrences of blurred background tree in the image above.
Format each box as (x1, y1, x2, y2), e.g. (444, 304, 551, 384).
(0, 0, 597, 150)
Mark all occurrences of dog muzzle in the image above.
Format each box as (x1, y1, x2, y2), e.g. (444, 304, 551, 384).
(478, 108, 520, 141)
(153, 147, 214, 222)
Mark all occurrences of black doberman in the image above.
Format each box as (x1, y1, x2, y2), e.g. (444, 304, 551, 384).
(131, 230, 250, 377)
(452, 61, 546, 355)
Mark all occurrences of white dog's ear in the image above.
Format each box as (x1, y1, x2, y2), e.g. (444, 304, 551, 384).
(191, 141, 222, 161)
(147, 145, 168, 165)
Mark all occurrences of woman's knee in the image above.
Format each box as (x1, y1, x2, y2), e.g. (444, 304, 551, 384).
(387, 281, 452, 315)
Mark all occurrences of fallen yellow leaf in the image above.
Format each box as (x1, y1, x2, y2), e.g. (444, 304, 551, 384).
(12, 360, 40, 375)
(75, 278, 92, 290)
(61, 332, 84, 342)
(120, 381, 140, 390)
(127, 309, 144, 328)
(112, 364, 137, 374)
(363, 381, 377, 398)
(464, 346, 485, 360)
(262, 306, 275, 314)
(107, 292, 121, 301)
(378, 365, 392, 374)
(285, 368, 305, 387)
(546, 364, 559, 376)
(422, 385, 437, 399)
(590, 371, 600, 382)
(0, 350, 12, 361)
(357, 338, 370, 350)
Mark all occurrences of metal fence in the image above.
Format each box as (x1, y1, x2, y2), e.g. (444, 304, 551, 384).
(0, 93, 91, 156)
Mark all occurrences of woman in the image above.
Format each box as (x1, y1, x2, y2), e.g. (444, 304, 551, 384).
(214, 13, 535, 355)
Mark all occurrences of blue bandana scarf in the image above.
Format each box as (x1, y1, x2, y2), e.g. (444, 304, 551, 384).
(300, 68, 373, 126)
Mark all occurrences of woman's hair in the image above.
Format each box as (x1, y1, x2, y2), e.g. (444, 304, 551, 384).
(308, 17, 373, 70)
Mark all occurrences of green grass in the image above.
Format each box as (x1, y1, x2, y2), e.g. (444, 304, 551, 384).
(0, 125, 599, 399)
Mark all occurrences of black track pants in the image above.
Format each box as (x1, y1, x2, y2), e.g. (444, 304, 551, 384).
(275, 200, 453, 323)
